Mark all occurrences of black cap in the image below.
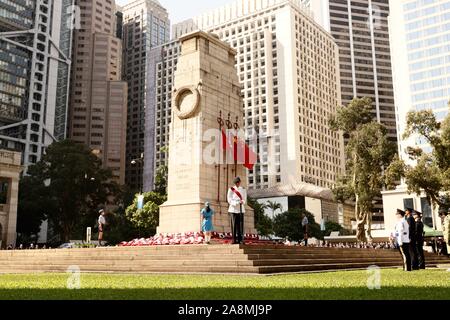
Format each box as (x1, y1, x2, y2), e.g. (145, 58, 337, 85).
(412, 210, 422, 217)
(396, 209, 406, 216)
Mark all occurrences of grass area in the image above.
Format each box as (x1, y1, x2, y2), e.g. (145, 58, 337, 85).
(0, 269, 449, 300)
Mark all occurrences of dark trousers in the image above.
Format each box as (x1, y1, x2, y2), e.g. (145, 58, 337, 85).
(409, 240, 419, 270)
(302, 225, 308, 246)
(417, 241, 426, 269)
(230, 213, 243, 244)
(399, 243, 412, 271)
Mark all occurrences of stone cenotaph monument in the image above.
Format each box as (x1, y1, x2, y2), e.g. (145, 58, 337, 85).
(158, 31, 256, 234)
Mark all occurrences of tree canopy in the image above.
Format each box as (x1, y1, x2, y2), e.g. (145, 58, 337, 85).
(248, 198, 273, 237)
(273, 208, 321, 242)
(329, 97, 397, 242)
(17, 140, 119, 242)
(385, 103, 450, 214)
(125, 191, 167, 237)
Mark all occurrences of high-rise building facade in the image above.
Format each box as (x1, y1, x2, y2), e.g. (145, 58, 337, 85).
(0, 0, 74, 167)
(144, 40, 179, 191)
(390, 0, 450, 160)
(309, 0, 397, 142)
(68, 0, 127, 184)
(146, 0, 344, 192)
(122, 0, 170, 191)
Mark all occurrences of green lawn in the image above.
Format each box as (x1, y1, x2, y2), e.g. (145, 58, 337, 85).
(0, 269, 449, 300)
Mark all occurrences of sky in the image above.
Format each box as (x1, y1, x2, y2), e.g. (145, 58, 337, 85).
(116, 0, 232, 24)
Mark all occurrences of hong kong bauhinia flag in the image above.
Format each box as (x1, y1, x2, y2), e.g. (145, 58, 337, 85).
(221, 129, 257, 170)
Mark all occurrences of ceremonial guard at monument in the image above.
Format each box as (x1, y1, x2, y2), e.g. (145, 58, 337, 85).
(395, 209, 412, 271)
(413, 210, 426, 269)
(227, 177, 247, 244)
(405, 208, 419, 270)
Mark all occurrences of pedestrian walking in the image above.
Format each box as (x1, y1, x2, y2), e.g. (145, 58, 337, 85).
(201, 202, 215, 244)
(395, 209, 412, 272)
(227, 177, 247, 245)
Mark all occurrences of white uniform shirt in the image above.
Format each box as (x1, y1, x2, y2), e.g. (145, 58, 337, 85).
(227, 186, 247, 213)
(98, 215, 106, 226)
(395, 218, 410, 246)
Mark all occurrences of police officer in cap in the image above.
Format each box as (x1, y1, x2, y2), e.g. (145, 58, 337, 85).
(395, 209, 411, 271)
(413, 210, 426, 269)
(405, 208, 419, 270)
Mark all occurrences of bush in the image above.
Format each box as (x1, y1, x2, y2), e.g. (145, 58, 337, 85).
(273, 209, 320, 242)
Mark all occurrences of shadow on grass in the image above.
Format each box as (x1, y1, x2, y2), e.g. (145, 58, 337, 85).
(1, 287, 450, 300)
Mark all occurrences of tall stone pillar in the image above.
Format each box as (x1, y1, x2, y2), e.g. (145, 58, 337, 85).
(0, 150, 23, 249)
(158, 31, 256, 234)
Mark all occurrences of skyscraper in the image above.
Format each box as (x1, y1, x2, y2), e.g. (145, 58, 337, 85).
(0, 0, 74, 167)
(122, 0, 170, 191)
(382, 0, 450, 232)
(146, 0, 344, 192)
(309, 0, 397, 142)
(390, 0, 450, 160)
(68, 0, 128, 184)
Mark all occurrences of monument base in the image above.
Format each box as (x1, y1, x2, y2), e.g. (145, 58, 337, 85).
(158, 200, 257, 234)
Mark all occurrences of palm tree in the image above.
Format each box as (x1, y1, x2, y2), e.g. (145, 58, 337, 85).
(266, 201, 283, 218)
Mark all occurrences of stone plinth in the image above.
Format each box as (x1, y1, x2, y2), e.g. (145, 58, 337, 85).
(0, 150, 23, 249)
(158, 31, 256, 234)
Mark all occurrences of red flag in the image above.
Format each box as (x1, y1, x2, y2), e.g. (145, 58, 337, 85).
(221, 129, 257, 170)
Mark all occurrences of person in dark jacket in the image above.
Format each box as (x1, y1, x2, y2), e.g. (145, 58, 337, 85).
(405, 208, 419, 270)
(413, 210, 425, 269)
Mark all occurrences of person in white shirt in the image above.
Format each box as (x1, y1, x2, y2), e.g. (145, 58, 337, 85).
(227, 177, 247, 244)
(98, 209, 106, 246)
(395, 209, 412, 272)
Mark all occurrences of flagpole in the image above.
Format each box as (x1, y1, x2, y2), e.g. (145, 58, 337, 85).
(217, 112, 224, 214)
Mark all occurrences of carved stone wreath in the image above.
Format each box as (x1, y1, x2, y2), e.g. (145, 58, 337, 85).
(173, 85, 201, 120)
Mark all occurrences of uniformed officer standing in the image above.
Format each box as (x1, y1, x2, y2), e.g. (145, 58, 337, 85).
(443, 210, 450, 255)
(413, 210, 426, 269)
(405, 208, 419, 270)
(227, 177, 247, 245)
(395, 209, 412, 272)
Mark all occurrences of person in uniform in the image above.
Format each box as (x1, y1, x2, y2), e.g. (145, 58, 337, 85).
(201, 202, 215, 244)
(443, 210, 450, 256)
(405, 208, 419, 270)
(395, 209, 411, 272)
(227, 177, 247, 245)
(98, 209, 106, 246)
(413, 210, 425, 269)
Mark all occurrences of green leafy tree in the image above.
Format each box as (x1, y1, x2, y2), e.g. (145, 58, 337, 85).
(104, 185, 139, 244)
(17, 173, 49, 241)
(385, 103, 450, 220)
(329, 97, 397, 242)
(154, 165, 168, 196)
(248, 198, 273, 237)
(125, 191, 167, 237)
(272, 208, 320, 242)
(266, 201, 283, 217)
(17, 140, 119, 242)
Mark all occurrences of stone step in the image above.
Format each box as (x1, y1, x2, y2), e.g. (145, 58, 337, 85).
(0, 253, 250, 262)
(0, 264, 260, 274)
(0, 259, 255, 267)
(0, 245, 447, 274)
